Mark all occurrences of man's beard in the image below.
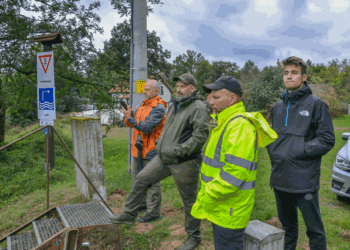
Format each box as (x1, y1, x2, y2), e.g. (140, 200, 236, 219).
(175, 89, 192, 102)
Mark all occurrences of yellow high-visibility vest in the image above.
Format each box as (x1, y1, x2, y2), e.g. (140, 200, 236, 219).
(191, 102, 277, 229)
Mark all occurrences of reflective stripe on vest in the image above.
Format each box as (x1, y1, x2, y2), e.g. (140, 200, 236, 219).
(201, 115, 258, 190)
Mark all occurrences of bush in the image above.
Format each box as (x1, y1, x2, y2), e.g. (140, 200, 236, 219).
(244, 66, 284, 112)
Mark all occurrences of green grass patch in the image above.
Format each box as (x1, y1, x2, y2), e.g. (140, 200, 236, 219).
(333, 114, 350, 128)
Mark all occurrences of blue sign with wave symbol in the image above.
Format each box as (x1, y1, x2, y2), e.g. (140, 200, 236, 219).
(39, 88, 54, 110)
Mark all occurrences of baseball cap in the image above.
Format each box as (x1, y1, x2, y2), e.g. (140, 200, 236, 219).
(173, 73, 197, 87)
(203, 76, 243, 97)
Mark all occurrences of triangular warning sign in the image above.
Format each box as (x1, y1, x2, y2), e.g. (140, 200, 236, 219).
(39, 55, 52, 74)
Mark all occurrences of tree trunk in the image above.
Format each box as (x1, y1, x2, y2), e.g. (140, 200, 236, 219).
(0, 77, 6, 144)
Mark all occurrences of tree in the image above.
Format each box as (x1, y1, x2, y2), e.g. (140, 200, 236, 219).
(0, 0, 165, 142)
(110, 0, 164, 16)
(209, 61, 240, 82)
(309, 60, 350, 116)
(171, 50, 207, 83)
(244, 66, 284, 111)
(1, 0, 106, 143)
(99, 20, 171, 84)
(238, 60, 260, 86)
(195, 60, 212, 95)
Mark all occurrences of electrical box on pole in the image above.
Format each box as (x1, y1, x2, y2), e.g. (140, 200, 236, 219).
(128, 0, 148, 171)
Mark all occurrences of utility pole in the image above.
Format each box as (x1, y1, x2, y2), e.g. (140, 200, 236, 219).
(128, 0, 147, 172)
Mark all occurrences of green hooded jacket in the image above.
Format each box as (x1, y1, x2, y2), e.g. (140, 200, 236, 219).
(156, 90, 210, 164)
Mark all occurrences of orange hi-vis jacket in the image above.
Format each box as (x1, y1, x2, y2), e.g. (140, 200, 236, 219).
(125, 96, 167, 159)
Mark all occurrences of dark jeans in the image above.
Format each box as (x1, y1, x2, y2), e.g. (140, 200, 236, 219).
(212, 223, 245, 250)
(124, 155, 202, 238)
(274, 189, 327, 250)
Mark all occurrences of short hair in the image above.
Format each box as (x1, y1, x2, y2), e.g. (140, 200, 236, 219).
(152, 82, 160, 90)
(282, 56, 308, 75)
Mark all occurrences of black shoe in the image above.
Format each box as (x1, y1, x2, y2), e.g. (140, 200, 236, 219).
(138, 205, 147, 212)
(178, 236, 201, 250)
(138, 214, 162, 223)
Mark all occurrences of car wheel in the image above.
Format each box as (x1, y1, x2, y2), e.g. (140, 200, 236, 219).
(337, 195, 343, 201)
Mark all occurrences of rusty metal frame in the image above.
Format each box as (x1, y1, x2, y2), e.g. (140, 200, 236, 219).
(0, 125, 122, 248)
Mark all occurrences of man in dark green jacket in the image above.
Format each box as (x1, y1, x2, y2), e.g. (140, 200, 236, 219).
(109, 73, 210, 250)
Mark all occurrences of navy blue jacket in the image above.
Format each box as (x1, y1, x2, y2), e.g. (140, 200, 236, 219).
(267, 83, 335, 193)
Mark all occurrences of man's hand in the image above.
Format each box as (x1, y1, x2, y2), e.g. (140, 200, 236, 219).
(122, 105, 133, 120)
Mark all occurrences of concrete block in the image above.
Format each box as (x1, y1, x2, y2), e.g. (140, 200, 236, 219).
(244, 220, 285, 250)
(71, 118, 107, 202)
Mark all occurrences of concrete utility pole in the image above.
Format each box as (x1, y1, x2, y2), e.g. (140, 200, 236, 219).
(128, 0, 147, 172)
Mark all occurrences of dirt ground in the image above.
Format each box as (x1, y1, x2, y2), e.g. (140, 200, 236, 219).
(265, 216, 282, 229)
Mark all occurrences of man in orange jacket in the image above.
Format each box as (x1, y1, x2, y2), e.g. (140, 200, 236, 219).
(122, 79, 167, 223)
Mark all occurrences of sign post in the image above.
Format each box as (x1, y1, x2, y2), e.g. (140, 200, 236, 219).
(32, 32, 64, 210)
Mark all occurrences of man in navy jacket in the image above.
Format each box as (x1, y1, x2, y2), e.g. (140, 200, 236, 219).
(267, 56, 335, 250)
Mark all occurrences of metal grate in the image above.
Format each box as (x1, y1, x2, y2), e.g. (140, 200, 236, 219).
(56, 202, 113, 228)
(32, 218, 63, 245)
(7, 232, 37, 250)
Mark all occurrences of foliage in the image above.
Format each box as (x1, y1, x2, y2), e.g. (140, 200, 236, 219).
(244, 65, 284, 112)
(98, 20, 171, 85)
(209, 60, 240, 81)
(110, 0, 164, 17)
(309, 59, 350, 117)
(0, 0, 110, 141)
(238, 60, 260, 87)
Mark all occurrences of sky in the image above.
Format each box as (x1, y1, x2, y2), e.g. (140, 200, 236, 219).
(30, 0, 350, 69)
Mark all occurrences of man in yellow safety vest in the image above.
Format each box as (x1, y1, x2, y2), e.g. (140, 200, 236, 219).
(191, 76, 278, 249)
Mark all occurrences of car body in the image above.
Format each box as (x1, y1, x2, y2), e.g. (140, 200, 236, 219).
(331, 132, 350, 200)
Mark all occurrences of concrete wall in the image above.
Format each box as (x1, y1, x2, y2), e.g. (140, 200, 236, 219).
(71, 118, 107, 202)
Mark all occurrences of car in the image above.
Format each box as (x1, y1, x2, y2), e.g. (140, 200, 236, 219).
(331, 132, 350, 201)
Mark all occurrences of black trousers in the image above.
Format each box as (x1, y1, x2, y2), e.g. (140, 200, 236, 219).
(273, 189, 327, 250)
(212, 223, 245, 250)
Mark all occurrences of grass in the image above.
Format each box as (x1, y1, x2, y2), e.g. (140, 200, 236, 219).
(0, 114, 75, 207)
(0, 115, 350, 249)
(332, 114, 350, 128)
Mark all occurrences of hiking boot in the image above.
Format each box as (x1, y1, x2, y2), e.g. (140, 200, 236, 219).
(108, 213, 136, 225)
(138, 214, 162, 223)
(178, 236, 201, 250)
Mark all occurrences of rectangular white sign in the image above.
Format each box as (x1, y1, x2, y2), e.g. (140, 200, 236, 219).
(37, 86, 56, 120)
(37, 51, 54, 85)
(40, 120, 54, 126)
